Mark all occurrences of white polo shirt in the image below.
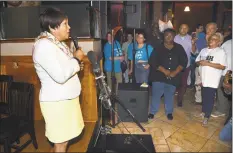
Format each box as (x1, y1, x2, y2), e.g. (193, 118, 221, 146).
(221, 40, 232, 76)
(196, 47, 227, 88)
(33, 38, 81, 102)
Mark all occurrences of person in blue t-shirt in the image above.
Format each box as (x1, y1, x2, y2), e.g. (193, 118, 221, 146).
(104, 32, 124, 92)
(128, 32, 153, 85)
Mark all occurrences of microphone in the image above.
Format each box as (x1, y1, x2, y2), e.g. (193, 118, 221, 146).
(71, 36, 79, 50)
(87, 51, 101, 76)
(87, 51, 112, 109)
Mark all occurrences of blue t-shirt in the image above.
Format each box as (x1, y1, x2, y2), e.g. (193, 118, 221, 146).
(104, 41, 123, 73)
(191, 32, 207, 64)
(128, 43, 153, 63)
(196, 32, 207, 52)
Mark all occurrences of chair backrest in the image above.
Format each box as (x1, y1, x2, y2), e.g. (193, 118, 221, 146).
(8, 82, 34, 121)
(0, 75, 13, 103)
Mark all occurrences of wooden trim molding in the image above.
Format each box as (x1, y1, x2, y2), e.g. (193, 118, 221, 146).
(1, 56, 33, 63)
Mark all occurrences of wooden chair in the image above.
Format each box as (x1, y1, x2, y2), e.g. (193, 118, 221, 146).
(0, 75, 13, 117)
(0, 82, 38, 152)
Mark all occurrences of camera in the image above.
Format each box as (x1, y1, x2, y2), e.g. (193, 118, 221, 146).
(224, 70, 232, 84)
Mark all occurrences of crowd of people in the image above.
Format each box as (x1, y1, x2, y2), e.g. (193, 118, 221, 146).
(102, 22, 232, 141)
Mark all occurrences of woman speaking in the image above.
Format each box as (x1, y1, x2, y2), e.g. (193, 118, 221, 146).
(32, 8, 84, 152)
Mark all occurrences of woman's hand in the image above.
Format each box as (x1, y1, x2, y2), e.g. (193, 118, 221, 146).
(144, 64, 150, 69)
(163, 69, 171, 77)
(74, 48, 84, 61)
(169, 71, 177, 77)
(191, 37, 198, 45)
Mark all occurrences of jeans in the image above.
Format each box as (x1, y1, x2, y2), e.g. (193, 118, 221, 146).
(202, 87, 217, 118)
(190, 63, 196, 87)
(219, 118, 232, 141)
(135, 63, 149, 83)
(150, 82, 176, 115)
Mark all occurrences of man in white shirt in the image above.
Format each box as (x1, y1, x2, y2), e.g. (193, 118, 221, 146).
(212, 39, 232, 117)
(195, 33, 226, 126)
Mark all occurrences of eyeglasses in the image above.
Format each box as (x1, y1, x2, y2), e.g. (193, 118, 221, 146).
(210, 37, 219, 41)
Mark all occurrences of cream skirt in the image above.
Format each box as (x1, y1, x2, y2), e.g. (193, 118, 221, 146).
(40, 97, 84, 143)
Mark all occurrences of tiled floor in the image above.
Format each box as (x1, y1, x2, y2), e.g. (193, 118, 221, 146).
(111, 88, 232, 152)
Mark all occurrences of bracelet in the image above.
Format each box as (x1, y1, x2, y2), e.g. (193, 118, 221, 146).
(73, 57, 81, 64)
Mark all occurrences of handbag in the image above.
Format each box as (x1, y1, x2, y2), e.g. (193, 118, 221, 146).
(121, 60, 127, 73)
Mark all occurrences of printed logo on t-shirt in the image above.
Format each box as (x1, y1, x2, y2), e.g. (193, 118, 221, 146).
(135, 50, 143, 60)
(206, 56, 214, 61)
(114, 48, 122, 57)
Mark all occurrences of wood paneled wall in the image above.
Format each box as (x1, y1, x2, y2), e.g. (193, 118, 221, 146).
(0, 56, 98, 122)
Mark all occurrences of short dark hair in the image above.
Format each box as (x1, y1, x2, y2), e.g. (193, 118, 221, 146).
(39, 8, 67, 32)
(106, 32, 112, 35)
(196, 24, 203, 29)
(137, 31, 146, 39)
(127, 33, 133, 36)
(163, 28, 176, 36)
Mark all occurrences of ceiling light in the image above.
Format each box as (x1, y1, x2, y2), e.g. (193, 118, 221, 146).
(184, 6, 190, 12)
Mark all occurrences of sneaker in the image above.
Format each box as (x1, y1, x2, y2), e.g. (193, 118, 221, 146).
(141, 82, 148, 88)
(148, 114, 154, 120)
(167, 114, 173, 120)
(202, 117, 208, 126)
(211, 111, 226, 118)
(194, 101, 202, 105)
(194, 112, 205, 119)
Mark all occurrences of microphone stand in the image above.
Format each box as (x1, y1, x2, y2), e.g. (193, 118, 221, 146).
(92, 72, 152, 153)
(131, 29, 136, 83)
(110, 29, 117, 127)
